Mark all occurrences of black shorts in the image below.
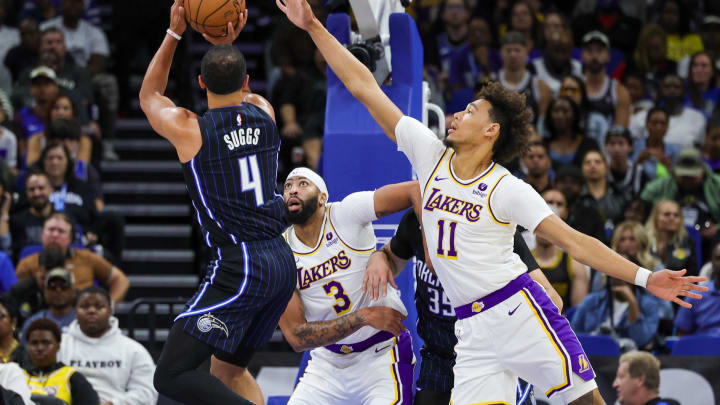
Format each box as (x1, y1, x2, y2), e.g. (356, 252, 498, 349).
(175, 236, 296, 356)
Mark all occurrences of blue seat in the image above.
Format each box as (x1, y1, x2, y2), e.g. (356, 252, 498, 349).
(577, 334, 620, 356)
(685, 225, 703, 268)
(671, 335, 720, 356)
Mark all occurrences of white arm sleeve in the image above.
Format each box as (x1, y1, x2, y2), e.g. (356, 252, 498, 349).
(489, 176, 553, 233)
(395, 116, 446, 185)
(329, 191, 377, 250)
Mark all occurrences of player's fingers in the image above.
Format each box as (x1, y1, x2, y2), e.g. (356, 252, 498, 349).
(388, 273, 398, 290)
(372, 277, 379, 301)
(689, 283, 710, 292)
(673, 297, 692, 308)
(682, 290, 704, 300)
(276, 0, 287, 13)
(682, 276, 710, 284)
(362, 273, 369, 293)
(381, 275, 388, 298)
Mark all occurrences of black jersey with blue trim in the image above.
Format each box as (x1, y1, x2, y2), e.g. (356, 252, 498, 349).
(390, 209, 540, 351)
(182, 103, 286, 247)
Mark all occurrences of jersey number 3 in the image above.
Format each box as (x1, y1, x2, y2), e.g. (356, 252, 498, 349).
(239, 155, 264, 206)
(323, 281, 352, 316)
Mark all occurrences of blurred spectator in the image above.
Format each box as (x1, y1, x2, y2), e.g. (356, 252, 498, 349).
(532, 30, 582, 94)
(521, 141, 554, 193)
(506, 1, 541, 57)
(40, 0, 118, 161)
(4, 18, 40, 81)
(0, 295, 26, 364)
(571, 272, 662, 350)
(20, 0, 101, 26)
(23, 318, 99, 405)
(578, 149, 628, 226)
(674, 241, 720, 336)
(496, 31, 550, 123)
(0, 171, 11, 258)
(555, 164, 607, 243)
(678, 16, 720, 79)
(429, 0, 471, 78)
(15, 213, 129, 304)
(48, 97, 93, 163)
(532, 188, 588, 310)
(298, 49, 326, 171)
(613, 351, 681, 405)
(703, 120, 720, 173)
(605, 127, 650, 194)
(447, 17, 500, 95)
(45, 119, 97, 190)
(0, 99, 17, 171)
(7, 248, 64, 327)
(544, 96, 600, 168)
(0, 362, 32, 405)
(0, 0, 20, 68)
(58, 286, 158, 405)
(10, 172, 53, 259)
(624, 25, 676, 101)
(684, 52, 719, 119)
(644, 200, 698, 275)
(630, 74, 706, 152)
(581, 31, 631, 128)
(642, 148, 720, 244)
(14, 66, 58, 160)
(570, 0, 642, 57)
(634, 107, 674, 185)
(19, 267, 76, 343)
(623, 71, 654, 115)
(556, 74, 609, 144)
(656, 0, 703, 62)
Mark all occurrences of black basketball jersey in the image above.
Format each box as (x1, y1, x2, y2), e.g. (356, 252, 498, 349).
(587, 75, 618, 123)
(182, 103, 286, 248)
(390, 209, 539, 354)
(533, 249, 574, 311)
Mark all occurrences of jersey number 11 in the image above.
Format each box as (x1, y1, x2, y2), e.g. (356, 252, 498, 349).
(437, 219, 458, 259)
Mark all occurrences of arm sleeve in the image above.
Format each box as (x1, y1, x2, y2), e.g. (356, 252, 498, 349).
(626, 294, 661, 347)
(394, 116, 447, 186)
(389, 209, 418, 261)
(489, 176, 553, 233)
(115, 346, 158, 405)
(69, 371, 100, 405)
(328, 191, 377, 250)
(513, 231, 539, 271)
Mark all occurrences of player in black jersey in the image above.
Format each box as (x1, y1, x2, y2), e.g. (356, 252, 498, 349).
(140, 2, 293, 404)
(365, 209, 564, 405)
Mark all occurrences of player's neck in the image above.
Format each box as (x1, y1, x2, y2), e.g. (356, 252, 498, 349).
(207, 92, 245, 110)
(294, 208, 325, 248)
(451, 145, 494, 180)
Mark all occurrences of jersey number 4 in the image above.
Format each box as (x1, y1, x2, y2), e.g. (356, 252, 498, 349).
(323, 281, 352, 316)
(239, 155, 264, 206)
(437, 219, 458, 259)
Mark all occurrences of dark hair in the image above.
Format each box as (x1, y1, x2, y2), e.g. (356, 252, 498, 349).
(77, 285, 111, 306)
(604, 126, 633, 146)
(43, 213, 76, 245)
(0, 295, 18, 320)
(474, 81, 533, 164)
(544, 96, 583, 140)
(539, 10, 571, 49)
(26, 318, 61, 343)
(49, 95, 77, 121)
(687, 52, 718, 110)
(200, 45, 246, 95)
(38, 247, 66, 269)
(47, 118, 81, 141)
(526, 140, 549, 155)
(657, 0, 691, 35)
(646, 106, 669, 124)
(39, 142, 77, 186)
(509, 0, 541, 44)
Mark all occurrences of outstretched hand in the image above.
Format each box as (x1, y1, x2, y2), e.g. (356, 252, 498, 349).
(169, 0, 187, 36)
(202, 9, 248, 45)
(276, 0, 317, 31)
(646, 269, 708, 308)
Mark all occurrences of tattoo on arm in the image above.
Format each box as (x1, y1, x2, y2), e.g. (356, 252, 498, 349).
(293, 311, 367, 350)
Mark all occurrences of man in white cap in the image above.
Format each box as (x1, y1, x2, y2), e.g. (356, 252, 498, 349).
(278, 167, 420, 404)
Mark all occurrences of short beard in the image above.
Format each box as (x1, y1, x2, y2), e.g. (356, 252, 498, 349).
(285, 194, 319, 225)
(585, 63, 604, 74)
(30, 199, 49, 212)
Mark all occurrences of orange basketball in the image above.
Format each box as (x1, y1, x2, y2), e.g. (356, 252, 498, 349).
(185, 0, 245, 38)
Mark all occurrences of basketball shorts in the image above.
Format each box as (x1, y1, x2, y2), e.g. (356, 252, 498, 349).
(289, 330, 416, 405)
(450, 273, 597, 405)
(175, 236, 296, 356)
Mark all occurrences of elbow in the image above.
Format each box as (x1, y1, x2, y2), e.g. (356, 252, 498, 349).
(286, 337, 306, 353)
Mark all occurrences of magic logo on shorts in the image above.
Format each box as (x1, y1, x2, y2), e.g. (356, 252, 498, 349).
(297, 250, 351, 290)
(423, 187, 483, 222)
(196, 313, 229, 338)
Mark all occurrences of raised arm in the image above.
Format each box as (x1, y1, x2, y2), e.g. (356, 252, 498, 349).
(278, 291, 406, 352)
(276, 0, 403, 141)
(374, 181, 422, 219)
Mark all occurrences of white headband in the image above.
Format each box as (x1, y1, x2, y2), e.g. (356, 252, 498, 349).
(286, 167, 329, 198)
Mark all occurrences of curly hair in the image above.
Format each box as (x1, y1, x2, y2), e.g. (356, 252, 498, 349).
(475, 81, 533, 164)
(26, 318, 61, 344)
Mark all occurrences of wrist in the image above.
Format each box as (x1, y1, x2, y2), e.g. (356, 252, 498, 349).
(356, 307, 371, 327)
(634, 267, 652, 288)
(166, 28, 182, 40)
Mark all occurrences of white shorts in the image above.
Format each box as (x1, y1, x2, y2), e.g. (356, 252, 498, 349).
(451, 277, 597, 405)
(289, 331, 415, 405)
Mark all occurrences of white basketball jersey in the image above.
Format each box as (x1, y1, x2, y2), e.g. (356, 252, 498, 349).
(284, 197, 408, 345)
(395, 116, 554, 307)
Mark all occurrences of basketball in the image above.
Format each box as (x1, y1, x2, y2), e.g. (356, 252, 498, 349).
(185, 0, 246, 38)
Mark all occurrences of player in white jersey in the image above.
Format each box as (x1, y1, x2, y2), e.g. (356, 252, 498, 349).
(276, 2, 709, 404)
(279, 167, 420, 405)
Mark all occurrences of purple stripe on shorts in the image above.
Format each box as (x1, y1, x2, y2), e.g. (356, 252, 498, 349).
(525, 282, 596, 383)
(454, 273, 531, 319)
(324, 330, 395, 354)
(393, 331, 415, 405)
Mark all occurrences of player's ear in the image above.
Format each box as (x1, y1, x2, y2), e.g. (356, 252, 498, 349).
(242, 74, 250, 90)
(318, 192, 328, 206)
(198, 75, 206, 90)
(485, 122, 500, 140)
